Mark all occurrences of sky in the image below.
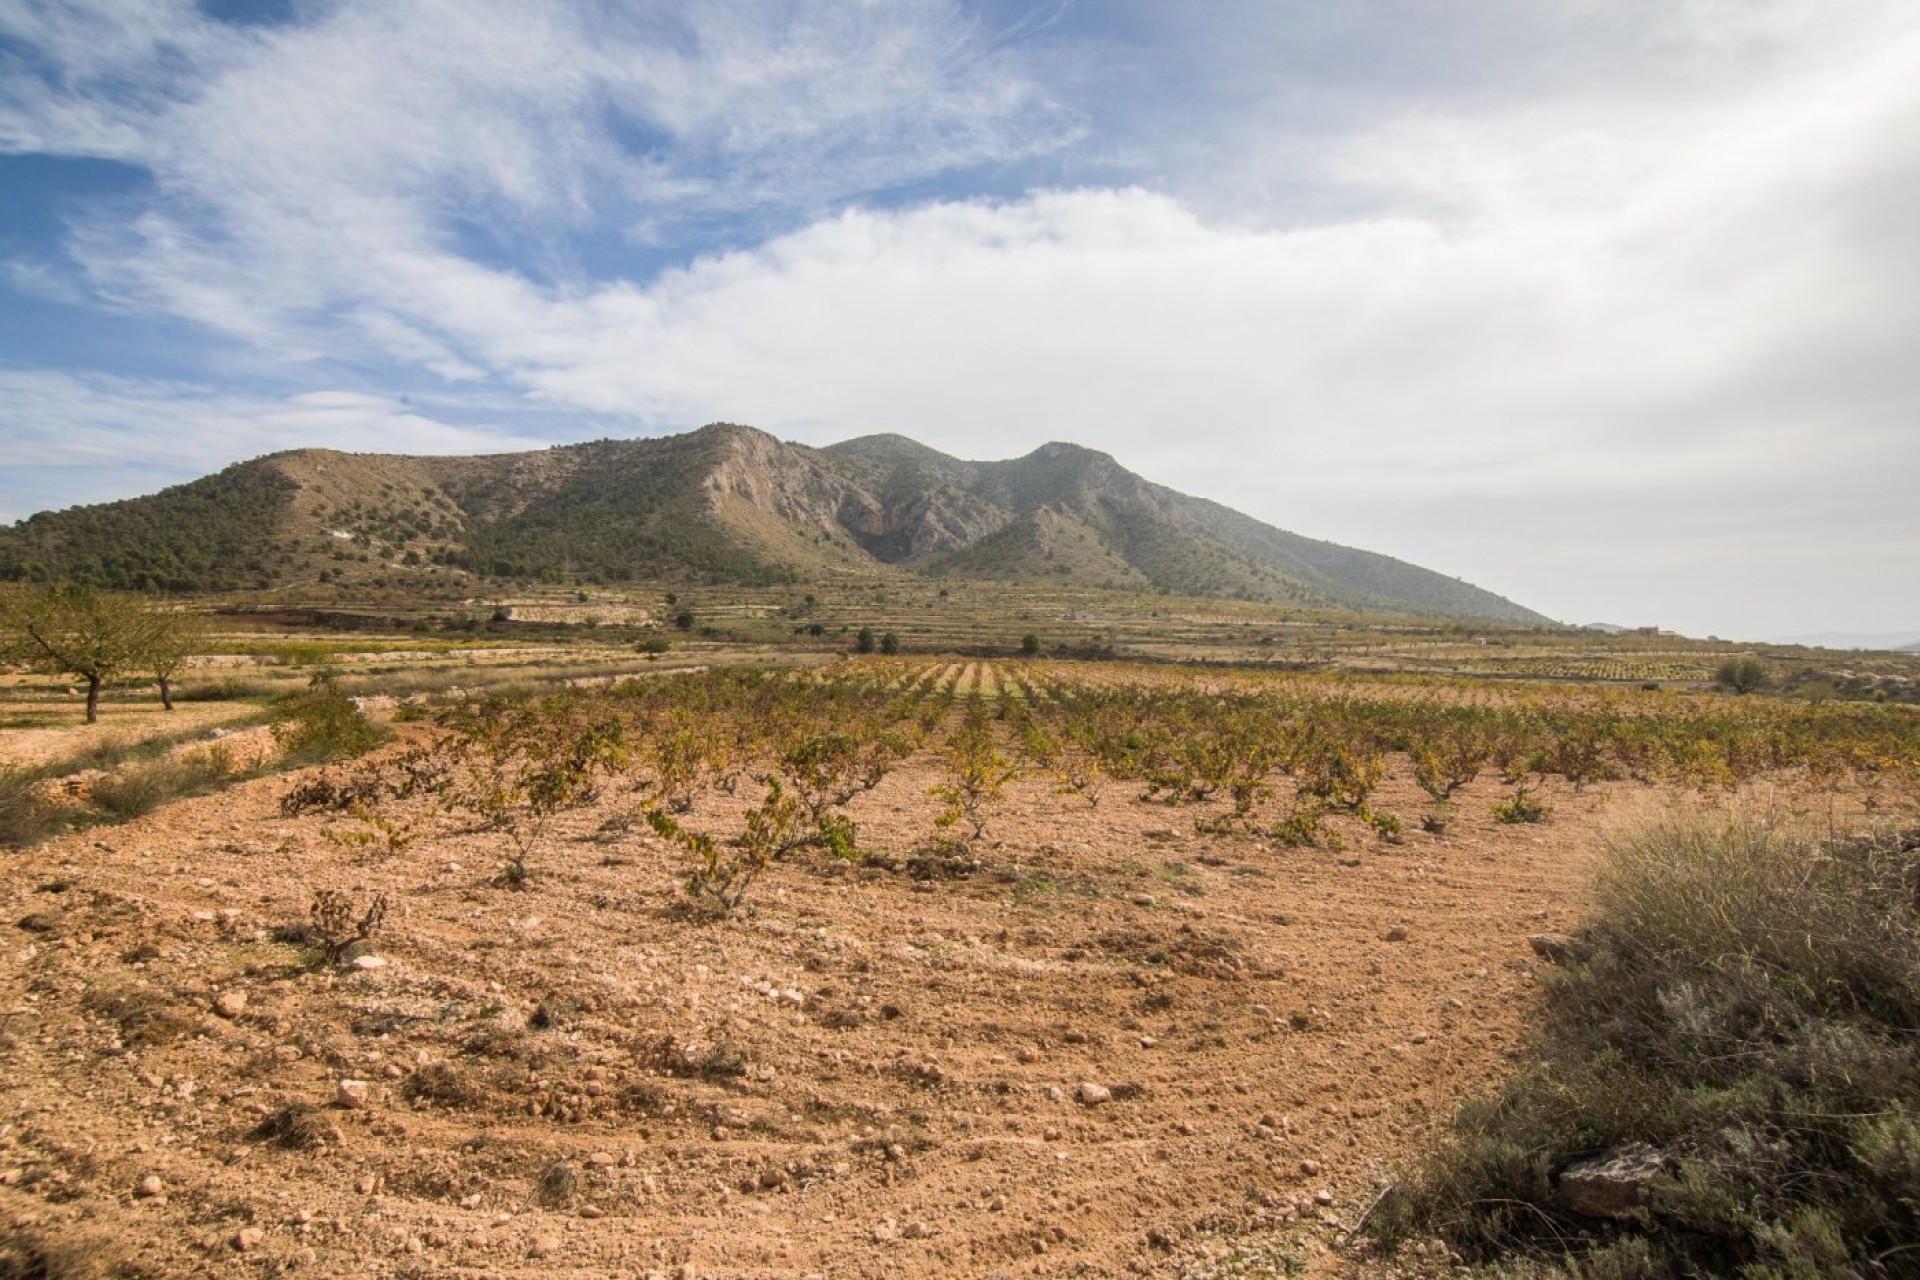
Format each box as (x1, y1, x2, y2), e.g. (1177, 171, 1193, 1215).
(2, 0, 1917, 642)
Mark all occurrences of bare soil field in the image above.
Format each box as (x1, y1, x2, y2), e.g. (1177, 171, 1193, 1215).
(0, 728, 1679, 1279)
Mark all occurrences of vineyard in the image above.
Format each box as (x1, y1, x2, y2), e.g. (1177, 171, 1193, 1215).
(300, 659, 1920, 912)
(1, 656, 1917, 1277)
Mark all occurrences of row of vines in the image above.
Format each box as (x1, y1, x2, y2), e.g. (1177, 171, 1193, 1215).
(282, 661, 1920, 915)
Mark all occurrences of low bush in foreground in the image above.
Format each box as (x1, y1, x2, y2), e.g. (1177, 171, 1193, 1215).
(271, 671, 386, 764)
(0, 766, 67, 850)
(87, 746, 235, 820)
(1372, 810, 1920, 1278)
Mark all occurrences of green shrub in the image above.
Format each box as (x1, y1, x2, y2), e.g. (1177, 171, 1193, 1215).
(1491, 789, 1549, 824)
(271, 671, 385, 764)
(1716, 656, 1771, 695)
(1371, 812, 1920, 1276)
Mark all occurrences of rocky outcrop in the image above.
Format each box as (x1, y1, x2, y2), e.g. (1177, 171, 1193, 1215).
(1558, 1144, 1670, 1219)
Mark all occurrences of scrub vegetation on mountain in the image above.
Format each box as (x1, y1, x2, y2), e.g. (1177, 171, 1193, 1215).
(0, 424, 1545, 623)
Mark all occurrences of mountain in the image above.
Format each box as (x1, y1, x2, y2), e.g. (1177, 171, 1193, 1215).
(0, 423, 1548, 624)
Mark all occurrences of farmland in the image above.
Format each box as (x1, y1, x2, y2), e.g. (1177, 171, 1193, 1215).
(1, 605, 1917, 1277)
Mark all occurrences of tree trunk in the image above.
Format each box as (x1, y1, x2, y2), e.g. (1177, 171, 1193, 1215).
(159, 676, 174, 711)
(85, 674, 101, 724)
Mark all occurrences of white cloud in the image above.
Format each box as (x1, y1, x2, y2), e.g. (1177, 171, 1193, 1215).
(3, 0, 1074, 363)
(2, 1, 1917, 636)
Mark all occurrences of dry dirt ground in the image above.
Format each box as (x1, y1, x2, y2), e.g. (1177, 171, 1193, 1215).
(0, 735, 1659, 1279)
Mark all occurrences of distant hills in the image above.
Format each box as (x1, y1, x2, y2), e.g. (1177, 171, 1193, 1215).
(1767, 631, 1920, 652)
(0, 423, 1547, 624)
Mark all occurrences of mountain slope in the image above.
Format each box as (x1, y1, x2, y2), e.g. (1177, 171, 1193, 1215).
(0, 461, 298, 592)
(0, 424, 1549, 624)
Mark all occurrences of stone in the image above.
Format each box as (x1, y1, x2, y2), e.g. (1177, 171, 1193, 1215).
(1559, 1144, 1669, 1220)
(335, 1079, 372, 1109)
(212, 990, 248, 1019)
(1076, 1082, 1111, 1106)
(1529, 933, 1594, 965)
(350, 954, 387, 971)
(530, 1235, 562, 1259)
(232, 1227, 264, 1252)
(135, 1174, 164, 1198)
(1382, 925, 1410, 942)
(902, 1221, 931, 1239)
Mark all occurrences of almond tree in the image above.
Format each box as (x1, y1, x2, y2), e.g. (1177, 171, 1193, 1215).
(1, 584, 146, 723)
(135, 607, 204, 711)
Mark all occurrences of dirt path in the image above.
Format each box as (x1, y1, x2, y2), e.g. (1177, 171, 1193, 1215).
(0, 757, 1633, 1277)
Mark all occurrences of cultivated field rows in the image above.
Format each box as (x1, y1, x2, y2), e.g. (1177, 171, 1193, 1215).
(0, 659, 1915, 1277)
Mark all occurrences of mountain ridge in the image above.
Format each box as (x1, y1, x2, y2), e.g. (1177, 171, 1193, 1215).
(0, 424, 1550, 625)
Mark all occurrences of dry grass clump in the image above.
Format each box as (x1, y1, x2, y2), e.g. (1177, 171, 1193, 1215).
(535, 1159, 581, 1207)
(1, 729, 263, 849)
(0, 766, 67, 850)
(0, 1226, 141, 1280)
(86, 746, 234, 820)
(401, 1061, 490, 1109)
(251, 1102, 342, 1150)
(1372, 809, 1920, 1277)
(80, 984, 197, 1047)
